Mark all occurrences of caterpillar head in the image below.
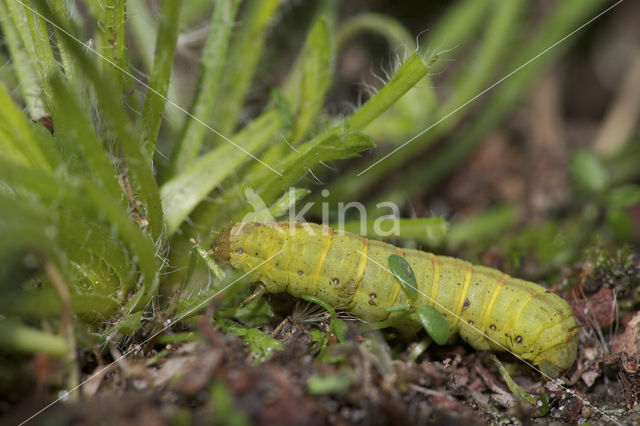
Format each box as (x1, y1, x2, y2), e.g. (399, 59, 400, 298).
(211, 226, 232, 266)
(533, 324, 579, 378)
(211, 222, 261, 266)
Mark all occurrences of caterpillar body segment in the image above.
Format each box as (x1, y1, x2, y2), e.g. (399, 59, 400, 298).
(212, 221, 578, 378)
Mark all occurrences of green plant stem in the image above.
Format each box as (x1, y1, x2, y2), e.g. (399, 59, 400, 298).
(24, 2, 57, 80)
(370, 0, 605, 205)
(126, 0, 156, 70)
(0, 319, 69, 357)
(422, 0, 492, 58)
(307, 0, 493, 208)
(44, 260, 78, 401)
(345, 53, 434, 131)
(102, 0, 128, 90)
(341, 217, 448, 242)
(358, 0, 522, 206)
(445, 204, 518, 249)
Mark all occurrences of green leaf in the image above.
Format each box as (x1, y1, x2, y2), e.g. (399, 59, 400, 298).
(254, 132, 375, 212)
(570, 150, 609, 193)
(0, 158, 158, 312)
(141, 0, 182, 156)
(538, 392, 550, 416)
(166, 0, 242, 176)
(116, 311, 143, 336)
(218, 319, 284, 363)
(415, 305, 449, 345)
(48, 73, 126, 207)
(36, 1, 165, 240)
(606, 209, 634, 243)
(0, 82, 53, 170)
(161, 113, 280, 234)
(608, 184, 640, 208)
(0, 0, 48, 119)
(291, 17, 333, 144)
(330, 318, 348, 343)
(388, 254, 418, 301)
(491, 354, 537, 408)
(200, 130, 373, 231)
(269, 188, 311, 219)
(211, 0, 281, 136)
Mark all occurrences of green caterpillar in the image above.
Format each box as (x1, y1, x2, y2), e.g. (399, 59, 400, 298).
(212, 221, 578, 378)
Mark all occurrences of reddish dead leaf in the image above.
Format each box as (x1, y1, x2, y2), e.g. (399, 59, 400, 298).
(564, 396, 584, 420)
(569, 287, 615, 328)
(612, 311, 640, 359)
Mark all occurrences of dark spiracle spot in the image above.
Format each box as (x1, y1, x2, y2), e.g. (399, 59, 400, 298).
(468, 320, 474, 326)
(237, 248, 244, 254)
(298, 270, 303, 276)
(515, 336, 523, 343)
(490, 324, 496, 331)
(369, 293, 377, 306)
(332, 277, 339, 285)
(462, 298, 470, 310)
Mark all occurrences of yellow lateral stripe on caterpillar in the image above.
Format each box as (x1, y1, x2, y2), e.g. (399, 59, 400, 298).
(212, 221, 578, 378)
(454, 263, 473, 329)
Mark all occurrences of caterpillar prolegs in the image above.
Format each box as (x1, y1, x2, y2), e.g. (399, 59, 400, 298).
(212, 221, 578, 378)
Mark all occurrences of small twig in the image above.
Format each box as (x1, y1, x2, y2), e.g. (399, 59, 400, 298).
(593, 53, 640, 157)
(43, 260, 78, 401)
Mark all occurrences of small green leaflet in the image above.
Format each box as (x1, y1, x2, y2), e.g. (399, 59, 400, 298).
(416, 305, 449, 345)
(490, 354, 548, 413)
(218, 318, 284, 363)
(388, 254, 417, 301)
(387, 254, 448, 344)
